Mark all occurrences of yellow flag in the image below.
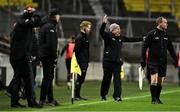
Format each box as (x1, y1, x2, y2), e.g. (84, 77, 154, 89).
(120, 66, 124, 79)
(71, 52, 81, 75)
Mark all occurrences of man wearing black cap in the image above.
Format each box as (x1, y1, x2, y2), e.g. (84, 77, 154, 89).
(9, 6, 41, 108)
(39, 9, 60, 106)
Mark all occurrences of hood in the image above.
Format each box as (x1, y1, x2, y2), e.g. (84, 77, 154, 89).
(40, 16, 57, 26)
(40, 16, 49, 26)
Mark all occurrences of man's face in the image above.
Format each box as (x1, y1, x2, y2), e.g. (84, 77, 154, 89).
(112, 26, 121, 37)
(84, 25, 92, 34)
(26, 7, 35, 13)
(55, 15, 60, 22)
(160, 18, 168, 30)
(23, 7, 35, 18)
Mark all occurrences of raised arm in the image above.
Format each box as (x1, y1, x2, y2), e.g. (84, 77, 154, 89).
(18, 8, 41, 28)
(100, 15, 110, 40)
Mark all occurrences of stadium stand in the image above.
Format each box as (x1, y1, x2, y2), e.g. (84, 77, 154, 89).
(174, 1, 180, 27)
(0, 0, 180, 62)
(49, 0, 94, 15)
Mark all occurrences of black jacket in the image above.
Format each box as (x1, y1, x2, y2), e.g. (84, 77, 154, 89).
(74, 32, 89, 67)
(39, 17, 58, 59)
(141, 28, 177, 65)
(100, 23, 142, 64)
(10, 14, 40, 60)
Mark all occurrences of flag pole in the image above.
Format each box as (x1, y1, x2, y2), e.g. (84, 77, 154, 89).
(71, 72, 75, 104)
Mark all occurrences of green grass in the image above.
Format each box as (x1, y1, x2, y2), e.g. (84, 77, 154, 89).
(0, 81, 180, 111)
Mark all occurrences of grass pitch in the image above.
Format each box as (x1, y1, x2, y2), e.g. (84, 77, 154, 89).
(0, 81, 180, 111)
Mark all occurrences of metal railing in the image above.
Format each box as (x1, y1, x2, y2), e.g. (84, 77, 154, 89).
(61, 14, 178, 39)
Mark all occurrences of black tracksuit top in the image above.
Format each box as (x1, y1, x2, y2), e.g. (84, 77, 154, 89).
(39, 17, 58, 59)
(141, 28, 177, 65)
(74, 32, 89, 66)
(100, 23, 142, 64)
(10, 14, 40, 60)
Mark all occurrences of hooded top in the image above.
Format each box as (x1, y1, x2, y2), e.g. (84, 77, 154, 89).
(38, 16, 58, 59)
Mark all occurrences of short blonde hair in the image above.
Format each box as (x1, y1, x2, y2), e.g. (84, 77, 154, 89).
(80, 21, 92, 30)
(156, 17, 166, 25)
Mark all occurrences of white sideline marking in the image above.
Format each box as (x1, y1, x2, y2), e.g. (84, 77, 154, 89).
(79, 89, 180, 106)
(40, 89, 180, 111)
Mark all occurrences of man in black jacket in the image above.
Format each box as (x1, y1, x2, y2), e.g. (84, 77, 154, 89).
(141, 17, 177, 104)
(74, 21, 92, 100)
(100, 15, 142, 102)
(9, 6, 41, 108)
(39, 9, 60, 106)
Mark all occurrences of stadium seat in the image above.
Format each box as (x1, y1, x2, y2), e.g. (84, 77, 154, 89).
(124, 0, 145, 12)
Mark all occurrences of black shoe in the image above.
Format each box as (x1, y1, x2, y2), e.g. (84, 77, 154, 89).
(48, 100, 60, 106)
(19, 92, 26, 100)
(0, 85, 7, 90)
(39, 101, 45, 107)
(28, 101, 43, 108)
(75, 96, 88, 101)
(114, 97, 122, 102)
(80, 96, 88, 100)
(5, 90, 11, 97)
(11, 103, 26, 108)
(74, 97, 81, 101)
(67, 82, 71, 90)
(156, 99, 163, 104)
(151, 100, 158, 104)
(101, 97, 107, 101)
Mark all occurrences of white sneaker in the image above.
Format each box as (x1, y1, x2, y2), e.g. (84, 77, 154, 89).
(67, 82, 71, 89)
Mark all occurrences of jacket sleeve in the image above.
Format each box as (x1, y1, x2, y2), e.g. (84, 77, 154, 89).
(141, 34, 151, 63)
(46, 26, 58, 59)
(167, 38, 178, 65)
(74, 37, 82, 58)
(100, 23, 110, 41)
(18, 16, 41, 28)
(123, 36, 143, 42)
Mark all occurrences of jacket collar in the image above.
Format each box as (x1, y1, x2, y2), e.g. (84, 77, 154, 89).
(155, 27, 166, 34)
(81, 32, 87, 39)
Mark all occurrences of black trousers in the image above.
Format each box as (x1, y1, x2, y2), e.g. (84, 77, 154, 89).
(32, 60, 38, 81)
(0, 80, 6, 90)
(146, 65, 151, 84)
(9, 57, 35, 106)
(40, 57, 55, 102)
(65, 58, 71, 82)
(31, 59, 38, 98)
(75, 64, 88, 97)
(101, 61, 122, 99)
